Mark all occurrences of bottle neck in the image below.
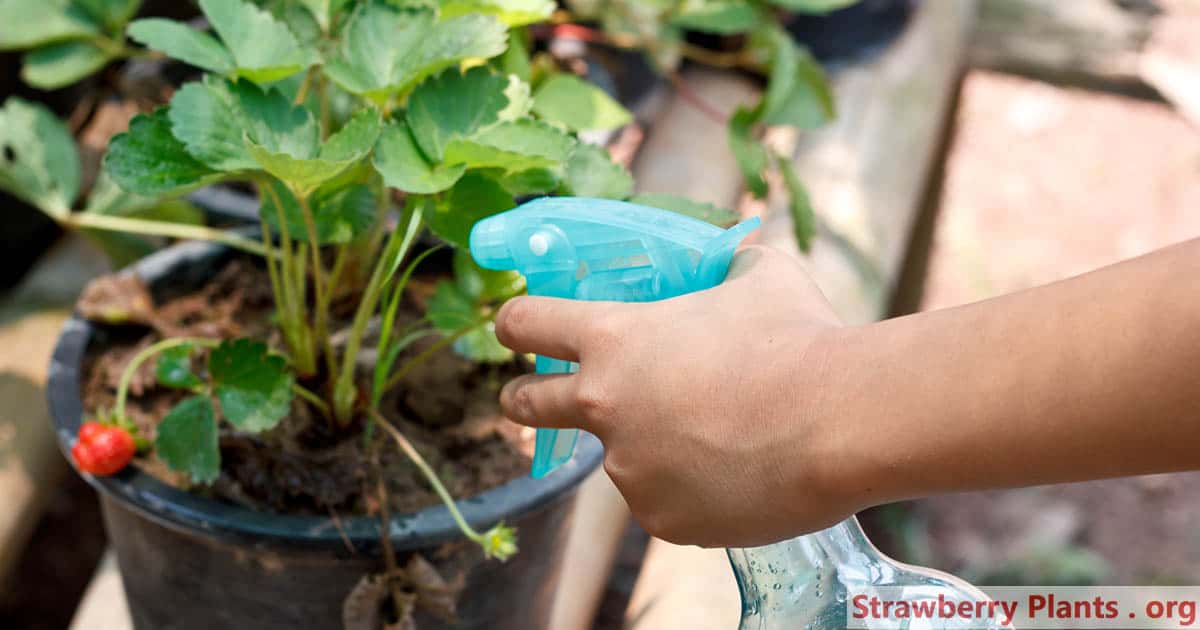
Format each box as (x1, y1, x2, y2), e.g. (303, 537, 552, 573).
(727, 516, 879, 626)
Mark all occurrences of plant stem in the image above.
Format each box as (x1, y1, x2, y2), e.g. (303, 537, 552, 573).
(332, 204, 423, 424)
(371, 410, 485, 543)
(65, 213, 274, 259)
(294, 68, 314, 105)
(262, 181, 317, 376)
(292, 382, 331, 419)
(382, 312, 496, 393)
(115, 337, 219, 421)
(369, 446, 407, 619)
(294, 191, 337, 382)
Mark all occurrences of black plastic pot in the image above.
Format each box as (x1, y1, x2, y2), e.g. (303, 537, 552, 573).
(785, 0, 916, 70)
(47, 240, 604, 630)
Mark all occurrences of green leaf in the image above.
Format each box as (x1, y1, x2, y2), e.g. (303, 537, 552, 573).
(156, 344, 202, 389)
(324, 3, 507, 99)
(442, 119, 575, 172)
(236, 80, 319, 158)
(439, 0, 554, 27)
(457, 323, 513, 363)
(199, 0, 315, 83)
(240, 86, 379, 193)
(373, 120, 467, 194)
(0, 0, 97, 50)
(728, 105, 768, 198)
(21, 40, 112, 89)
(321, 108, 383, 163)
(156, 395, 220, 484)
(406, 67, 514, 162)
(427, 279, 473, 332)
(453, 248, 523, 302)
(630, 192, 738, 227)
(757, 27, 834, 129)
(104, 108, 225, 197)
(427, 280, 512, 363)
(296, 0, 348, 30)
(127, 18, 235, 75)
(532, 73, 632, 132)
(776, 152, 816, 252)
(495, 167, 558, 196)
(0, 97, 80, 218)
(770, 0, 858, 14)
(168, 78, 257, 171)
(75, 0, 141, 30)
(670, 0, 761, 35)
(260, 180, 377, 244)
(426, 172, 514, 249)
(560, 142, 632, 199)
(209, 338, 294, 432)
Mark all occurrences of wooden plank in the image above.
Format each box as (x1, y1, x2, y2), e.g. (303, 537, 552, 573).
(626, 1, 976, 628)
(0, 237, 109, 586)
(968, 0, 1160, 97)
(1139, 2, 1200, 129)
(69, 552, 132, 630)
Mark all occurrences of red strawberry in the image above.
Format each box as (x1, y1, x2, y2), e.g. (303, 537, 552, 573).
(73, 423, 136, 476)
(78, 421, 105, 443)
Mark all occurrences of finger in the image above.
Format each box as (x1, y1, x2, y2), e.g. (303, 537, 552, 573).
(500, 373, 584, 429)
(495, 296, 610, 362)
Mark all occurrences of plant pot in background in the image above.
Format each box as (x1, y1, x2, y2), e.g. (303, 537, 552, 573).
(47, 241, 605, 630)
(785, 0, 916, 69)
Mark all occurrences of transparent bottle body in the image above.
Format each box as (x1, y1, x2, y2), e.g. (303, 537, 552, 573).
(729, 516, 1008, 630)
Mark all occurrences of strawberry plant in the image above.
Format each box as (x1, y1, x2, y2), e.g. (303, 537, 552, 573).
(560, 0, 857, 251)
(34, 0, 846, 575)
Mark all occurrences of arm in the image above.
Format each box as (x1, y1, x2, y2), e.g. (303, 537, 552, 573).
(829, 237, 1200, 504)
(493, 240, 1200, 547)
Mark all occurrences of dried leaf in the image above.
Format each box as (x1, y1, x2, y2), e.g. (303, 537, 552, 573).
(403, 555, 464, 623)
(77, 274, 157, 327)
(342, 573, 386, 630)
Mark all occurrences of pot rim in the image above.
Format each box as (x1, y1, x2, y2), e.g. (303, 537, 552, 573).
(46, 239, 603, 550)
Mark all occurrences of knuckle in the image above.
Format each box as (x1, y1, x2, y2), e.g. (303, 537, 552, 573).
(575, 380, 614, 420)
(584, 312, 624, 351)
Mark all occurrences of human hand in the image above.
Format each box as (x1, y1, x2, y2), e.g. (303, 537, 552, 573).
(495, 245, 860, 547)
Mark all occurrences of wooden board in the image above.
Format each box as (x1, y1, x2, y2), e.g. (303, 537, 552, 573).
(0, 237, 109, 587)
(969, 0, 1160, 97)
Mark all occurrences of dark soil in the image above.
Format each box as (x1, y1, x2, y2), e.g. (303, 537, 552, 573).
(80, 258, 534, 517)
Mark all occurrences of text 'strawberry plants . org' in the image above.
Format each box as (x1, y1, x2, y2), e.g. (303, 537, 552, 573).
(1, 0, 848, 578)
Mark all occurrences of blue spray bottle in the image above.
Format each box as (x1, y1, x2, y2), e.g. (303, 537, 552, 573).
(471, 198, 1004, 630)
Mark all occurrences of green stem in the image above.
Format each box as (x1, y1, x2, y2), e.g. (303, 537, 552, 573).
(332, 204, 424, 423)
(292, 382, 331, 418)
(66, 213, 274, 259)
(115, 337, 219, 421)
(262, 181, 316, 376)
(294, 68, 314, 105)
(371, 409, 484, 542)
(382, 311, 496, 393)
(294, 190, 336, 382)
